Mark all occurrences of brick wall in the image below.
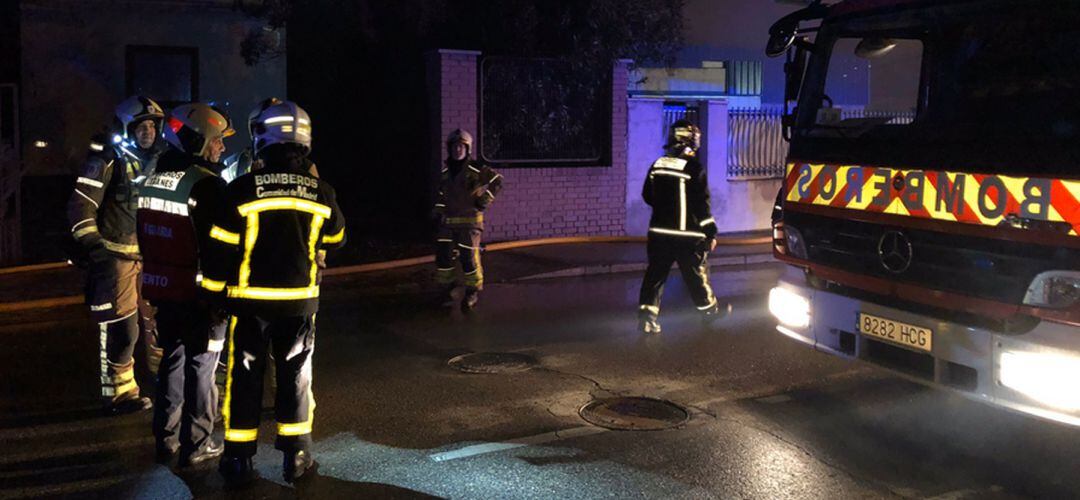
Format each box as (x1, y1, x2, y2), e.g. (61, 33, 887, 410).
(428, 50, 629, 241)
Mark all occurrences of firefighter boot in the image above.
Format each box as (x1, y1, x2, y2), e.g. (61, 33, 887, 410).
(181, 440, 224, 467)
(701, 302, 733, 325)
(439, 284, 457, 308)
(638, 309, 661, 334)
(283, 450, 316, 483)
(219, 456, 255, 485)
(461, 287, 479, 313)
(107, 395, 153, 416)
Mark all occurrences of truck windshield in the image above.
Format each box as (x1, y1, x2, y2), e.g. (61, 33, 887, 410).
(791, 2, 1080, 176)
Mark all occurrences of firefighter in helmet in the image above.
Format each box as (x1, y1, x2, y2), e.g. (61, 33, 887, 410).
(637, 119, 730, 334)
(433, 129, 502, 311)
(213, 101, 345, 484)
(138, 103, 234, 466)
(67, 95, 166, 415)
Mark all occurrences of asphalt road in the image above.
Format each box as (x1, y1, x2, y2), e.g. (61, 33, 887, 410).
(2, 263, 1079, 499)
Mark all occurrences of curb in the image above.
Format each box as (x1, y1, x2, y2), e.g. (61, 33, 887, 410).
(516, 252, 776, 281)
(0, 235, 773, 312)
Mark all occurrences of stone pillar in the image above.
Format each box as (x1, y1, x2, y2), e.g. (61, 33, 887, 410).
(425, 49, 481, 210)
(625, 98, 664, 236)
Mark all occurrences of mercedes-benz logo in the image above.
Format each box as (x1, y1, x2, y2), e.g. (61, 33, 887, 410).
(877, 231, 913, 273)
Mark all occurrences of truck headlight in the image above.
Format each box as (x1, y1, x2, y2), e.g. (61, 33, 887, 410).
(1023, 271, 1080, 309)
(784, 225, 808, 260)
(1000, 351, 1080, 411)
(769, 287, 810, 328)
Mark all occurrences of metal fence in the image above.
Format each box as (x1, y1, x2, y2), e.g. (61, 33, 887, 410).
(727, 107, 787, 180)
(480, 57, 610, 166)
(661, 103, 699, 144)
(727, 60, 763, 96)
(727, 107, 917, 180)
(0, 84, 21, 264)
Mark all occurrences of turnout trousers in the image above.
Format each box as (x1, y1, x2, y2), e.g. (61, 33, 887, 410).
(638, 235, 717, 316)
(435, 226, 484, 291)
(222, 314, 316, 458)
(153, 302, 226, 455)
(87, 257, 159, 405)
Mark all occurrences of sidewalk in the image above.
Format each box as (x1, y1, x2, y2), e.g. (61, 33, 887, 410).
(0, 232, 775, 313)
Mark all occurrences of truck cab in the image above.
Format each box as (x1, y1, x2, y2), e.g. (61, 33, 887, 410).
(767, 0, 1080, 425)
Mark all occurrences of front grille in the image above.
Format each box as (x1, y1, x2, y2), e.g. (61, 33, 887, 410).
(786, 211, 1075, 304)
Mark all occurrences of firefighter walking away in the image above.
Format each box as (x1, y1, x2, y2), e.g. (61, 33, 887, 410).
(432, 129, 502, 312)
(211, 101, 346, 484)
(638, 119, 731, 334)
(67, 95, 165, 415)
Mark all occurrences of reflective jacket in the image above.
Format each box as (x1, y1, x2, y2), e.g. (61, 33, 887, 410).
(642, 149, 717, 240)
(136, 148, 227, 303)
(67, 136, 164, 260)
(210, 163, 346, 317)
(434, 159, 502, 229)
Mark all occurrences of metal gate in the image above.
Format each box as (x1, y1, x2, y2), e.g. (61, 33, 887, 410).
(0, 83, 21, 264)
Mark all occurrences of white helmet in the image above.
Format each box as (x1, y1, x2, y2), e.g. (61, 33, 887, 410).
(163, 103, 235, 157)
(446, 128, 473, 156)
(247, 97, 283, 138)
(251, 101, 312, 156)
(115, 96, 164, 139)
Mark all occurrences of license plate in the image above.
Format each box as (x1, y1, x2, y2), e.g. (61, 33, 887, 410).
(857, 313, 933, 352)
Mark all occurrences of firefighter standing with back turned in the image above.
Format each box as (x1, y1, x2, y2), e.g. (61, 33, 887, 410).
(67, 96, 165, 414)
(137, 103, 234, 466)
(638, 119, 730, 334)
(433, 129, 502, 311)
(212, 101, 346, 484)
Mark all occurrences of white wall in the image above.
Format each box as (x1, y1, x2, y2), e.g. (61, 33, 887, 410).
(20, 0, 287, 176)
(626, 98, 664, 236)
(626, 98, 780, 236)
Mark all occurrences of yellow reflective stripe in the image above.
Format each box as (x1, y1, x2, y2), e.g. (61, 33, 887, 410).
(114, 368, 135, 383)
(239, 214, 259, 288)
(114, 378, 137, 397)
(73, 226, 99, 239)
(225, 428, 259, 442)
(102, 240, 139, 254)
(223, 317, 240, 440)
(210, 225, 240, 245)
(200, 278, 226, 292)
(236, 197, 331, 218)
(446, 214, 483, 224)
(322, 228, 345, 244)
(308, 216, 325, 289)
(227, 286, 320, 301)
(276, 421, 312, 436)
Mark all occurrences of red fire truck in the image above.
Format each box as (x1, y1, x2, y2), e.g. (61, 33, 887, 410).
(767, 0, 1080, 425)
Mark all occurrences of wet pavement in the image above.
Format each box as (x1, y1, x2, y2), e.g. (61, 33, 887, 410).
(2, 243, 1079, 498)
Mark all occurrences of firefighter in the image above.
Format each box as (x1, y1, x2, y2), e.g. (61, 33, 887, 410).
(212, 101, 345, 484)
(67, 95, 165, 414)
(432, 129, 502, 311)
(637, 119, 729, 334)
(138, 103, 234, 466)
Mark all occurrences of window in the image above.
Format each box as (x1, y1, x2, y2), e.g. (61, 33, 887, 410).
(792, 2, 1080, 175)
(480, 57, 611, 167)
(125, 46, 199, 107)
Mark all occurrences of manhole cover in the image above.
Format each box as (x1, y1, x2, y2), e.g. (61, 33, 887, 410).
(579, 397, 689, 431)
(447, 352, 538, 374)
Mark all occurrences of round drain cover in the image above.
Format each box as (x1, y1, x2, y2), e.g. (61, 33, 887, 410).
(448, 352, 538, 374)
(579, 397, 689, 431)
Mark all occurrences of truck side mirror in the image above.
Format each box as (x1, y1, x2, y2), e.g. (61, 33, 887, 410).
(782, 40, 810, 140)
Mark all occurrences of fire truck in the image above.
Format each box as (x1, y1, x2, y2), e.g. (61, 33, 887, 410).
(767, 0, 1080, 425)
